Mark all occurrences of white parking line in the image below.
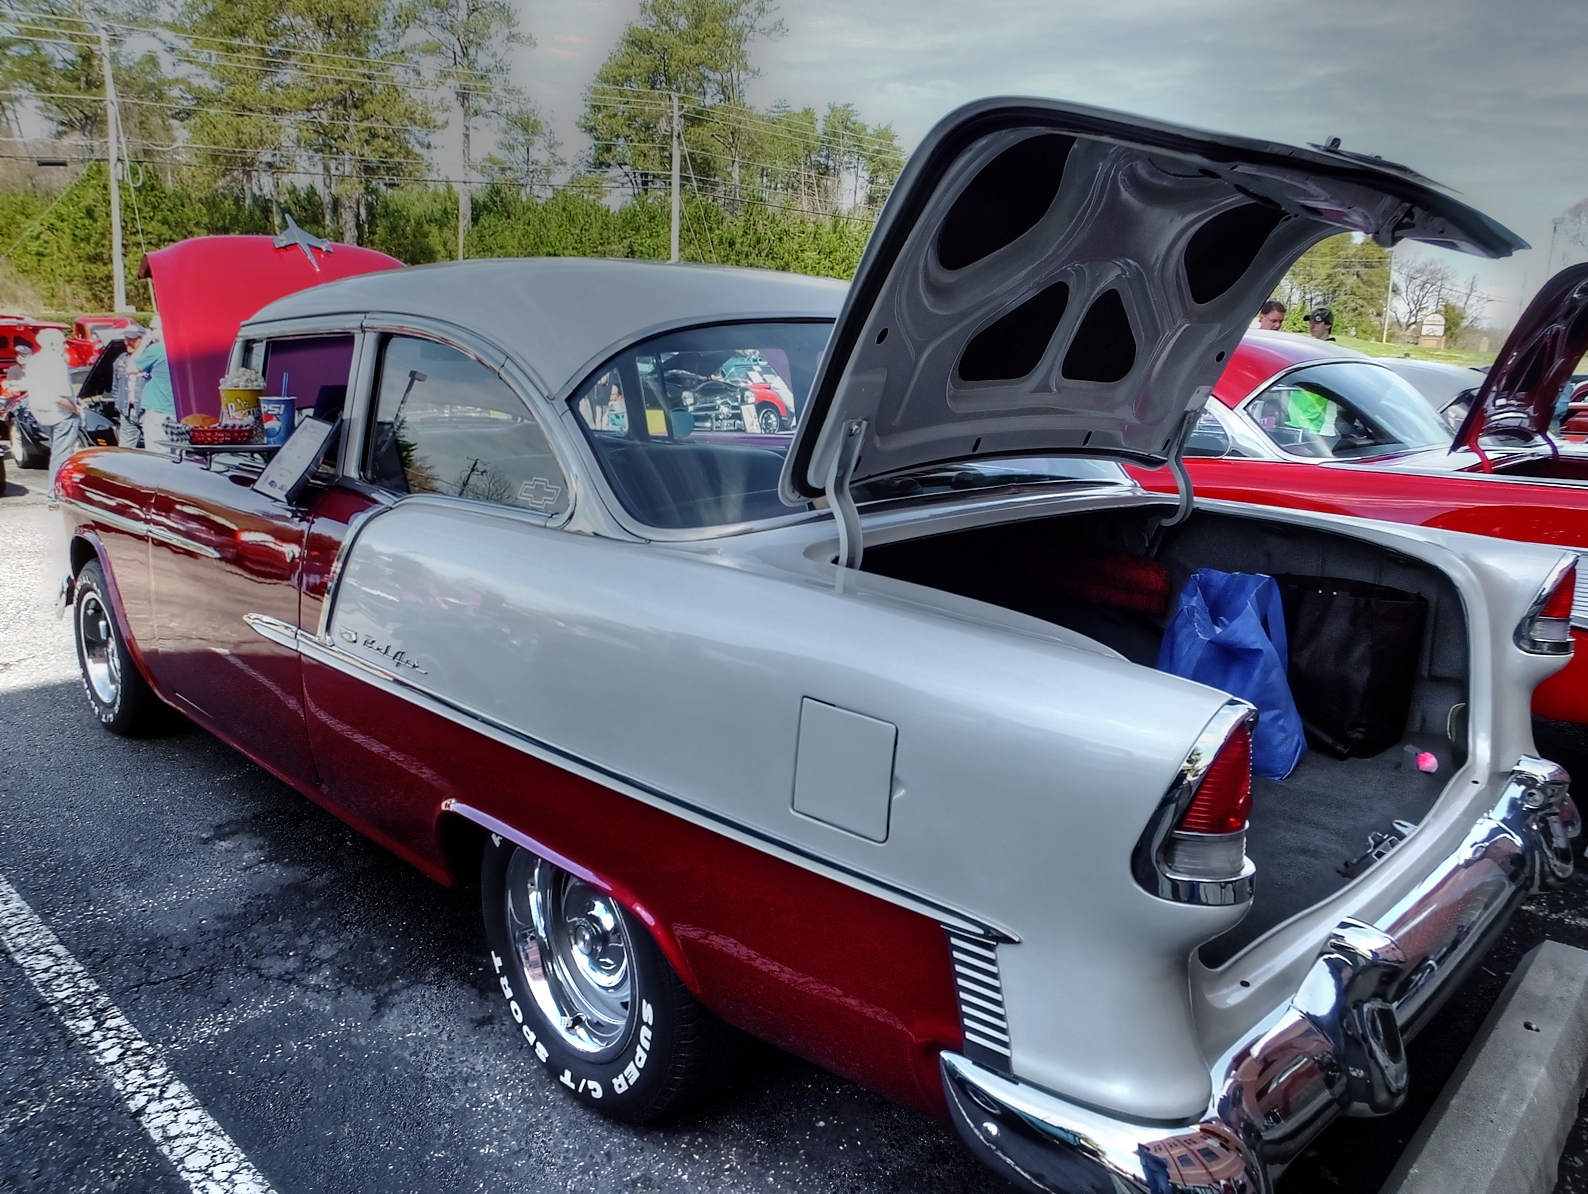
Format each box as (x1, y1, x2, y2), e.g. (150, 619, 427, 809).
(0, 872, 276, 1194)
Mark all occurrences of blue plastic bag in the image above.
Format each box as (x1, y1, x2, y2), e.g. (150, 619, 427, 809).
(1157, 569, 1305, 780)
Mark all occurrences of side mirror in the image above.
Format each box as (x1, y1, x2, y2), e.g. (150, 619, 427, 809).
(668, 408, 695, 438)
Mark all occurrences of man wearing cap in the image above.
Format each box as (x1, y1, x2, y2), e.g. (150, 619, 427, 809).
(112, 324, 148, 448)
(131, 313, 174, 452)
(1307, 307, 1337, 341)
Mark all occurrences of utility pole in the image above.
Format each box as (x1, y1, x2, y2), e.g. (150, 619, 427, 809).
(669, 91, 680, 264)
(1380, 247, 1394, 344)
(455, 0, 470, 262)
(98, 26, 131, 313)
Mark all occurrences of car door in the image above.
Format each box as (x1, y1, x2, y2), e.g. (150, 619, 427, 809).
(300, 331, 572, 858)
(147, 331, 359, 788)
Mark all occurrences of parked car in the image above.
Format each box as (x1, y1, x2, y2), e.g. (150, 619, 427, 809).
(1380, 356, 1486, 429)
(0, 315, 69, 371)
(54, 99, 1580, 1194)
(7, 365, 110, 469)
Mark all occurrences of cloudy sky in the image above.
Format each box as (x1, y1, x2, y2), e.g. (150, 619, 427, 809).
(511, 0, 1588, 324)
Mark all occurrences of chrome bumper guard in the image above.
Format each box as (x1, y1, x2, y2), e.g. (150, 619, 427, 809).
(943, 756, 1578, 1194)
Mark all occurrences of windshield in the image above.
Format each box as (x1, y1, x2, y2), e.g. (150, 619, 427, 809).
(1243, 361, 1454, 460)
(570, 321, 830, 529)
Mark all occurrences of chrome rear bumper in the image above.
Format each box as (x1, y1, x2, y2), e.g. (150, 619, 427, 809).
(943, 756, 1579, 1194)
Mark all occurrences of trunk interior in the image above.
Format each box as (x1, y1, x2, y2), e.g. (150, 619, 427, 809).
(1493, 454, 1588, 483)
(862, 505, 1470, 967)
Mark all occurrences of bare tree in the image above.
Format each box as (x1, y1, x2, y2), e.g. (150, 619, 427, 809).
(1393, 256, 1457, 337)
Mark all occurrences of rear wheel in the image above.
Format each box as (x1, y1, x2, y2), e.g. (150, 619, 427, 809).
(74, 560, 161, 735)
(480, 835, 723, 1121)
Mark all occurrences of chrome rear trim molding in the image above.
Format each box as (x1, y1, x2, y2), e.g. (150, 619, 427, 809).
(943, 757, 1580, 1193)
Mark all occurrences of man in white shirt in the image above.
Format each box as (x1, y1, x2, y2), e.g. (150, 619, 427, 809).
(18, 328, 78, 497)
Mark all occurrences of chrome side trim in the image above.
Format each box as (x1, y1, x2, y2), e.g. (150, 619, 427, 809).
(243, 612, 301, 651)
(1131, 699, 1258, 907)
(246, 614, 1015, 941)
(944, 929, 1013, 1072)
(60, 496, 146, 540)
(942, 756, 1579, 1194)
(148, 523, 222, 559)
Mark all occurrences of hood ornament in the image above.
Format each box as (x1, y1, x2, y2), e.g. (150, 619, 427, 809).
(273, 214, 334, 271)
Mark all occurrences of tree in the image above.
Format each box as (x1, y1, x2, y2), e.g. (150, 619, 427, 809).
(1275, 234, 1389, 340)
(478, 106, 563, 198)
(403, 0, 529, 257)
(580, 0, 783, 197)
(179, 0, 434, 243)
(3, 1, 175, 156)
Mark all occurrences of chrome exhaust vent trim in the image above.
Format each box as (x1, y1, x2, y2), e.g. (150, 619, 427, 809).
(945, 929, 1012, 1072)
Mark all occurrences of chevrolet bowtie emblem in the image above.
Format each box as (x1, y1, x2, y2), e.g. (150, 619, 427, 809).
(273, 213, 334, 271)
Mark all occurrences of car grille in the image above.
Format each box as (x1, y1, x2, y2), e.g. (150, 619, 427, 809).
(944, 928, 1012, 1071)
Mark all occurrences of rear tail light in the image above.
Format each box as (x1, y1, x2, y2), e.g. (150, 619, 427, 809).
(1175, 723, 1251, 834)
(1516, 558, 1578, 655)
(1132, 702, 1256, 906)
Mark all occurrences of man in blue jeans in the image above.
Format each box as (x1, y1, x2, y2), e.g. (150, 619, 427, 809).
(19, 328, 79, 498)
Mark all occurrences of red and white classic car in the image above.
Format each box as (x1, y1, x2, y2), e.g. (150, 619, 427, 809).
(55, 99, 1581, 1193)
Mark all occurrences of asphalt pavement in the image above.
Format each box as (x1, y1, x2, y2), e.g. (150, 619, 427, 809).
(3, 466, 1588, 1194)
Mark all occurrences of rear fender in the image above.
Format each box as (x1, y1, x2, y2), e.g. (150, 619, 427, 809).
(439, 798, 703, 996)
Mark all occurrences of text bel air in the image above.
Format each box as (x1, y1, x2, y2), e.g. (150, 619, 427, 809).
(59, 98, 1581, 1193)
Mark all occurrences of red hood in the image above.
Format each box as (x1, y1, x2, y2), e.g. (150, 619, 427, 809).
(1455, 262, 1588, 457)
(139, 235, 402, 419)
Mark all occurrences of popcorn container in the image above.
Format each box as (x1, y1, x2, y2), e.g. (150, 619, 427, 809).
(219, 386, 264, 423)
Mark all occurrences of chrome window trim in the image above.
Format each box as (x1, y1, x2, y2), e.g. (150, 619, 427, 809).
(247, 610, 1017, 942)
(353, 321, 579, 532)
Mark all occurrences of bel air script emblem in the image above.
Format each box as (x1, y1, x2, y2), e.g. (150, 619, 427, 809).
(339, 628, 427, 673)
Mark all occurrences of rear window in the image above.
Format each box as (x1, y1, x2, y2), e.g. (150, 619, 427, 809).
(568, 321, 831, 529)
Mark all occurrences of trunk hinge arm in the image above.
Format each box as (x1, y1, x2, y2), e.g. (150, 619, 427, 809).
(827, 419, 868, 570)
(1161, 408, 1199, 528)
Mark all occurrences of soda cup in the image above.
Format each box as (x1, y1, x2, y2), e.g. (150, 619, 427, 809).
(259, 396, 295, 446)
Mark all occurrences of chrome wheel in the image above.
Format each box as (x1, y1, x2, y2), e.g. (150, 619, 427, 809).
(77, 591, 121, 707)
(504, 849, 635, 1057)
(757, 406, 781, 434)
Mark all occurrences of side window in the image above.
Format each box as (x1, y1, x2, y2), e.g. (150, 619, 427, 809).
(261, 335, 355, 423)
(364, 335, 569, 517)
(1182, 408, 1231, 457)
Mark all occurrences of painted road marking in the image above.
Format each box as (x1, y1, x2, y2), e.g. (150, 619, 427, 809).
(0, 872, 276, 1194)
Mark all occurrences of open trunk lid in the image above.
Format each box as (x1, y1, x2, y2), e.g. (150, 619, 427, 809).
(1453, 262, 1588, 457)
(780, 96, 1526, 503)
